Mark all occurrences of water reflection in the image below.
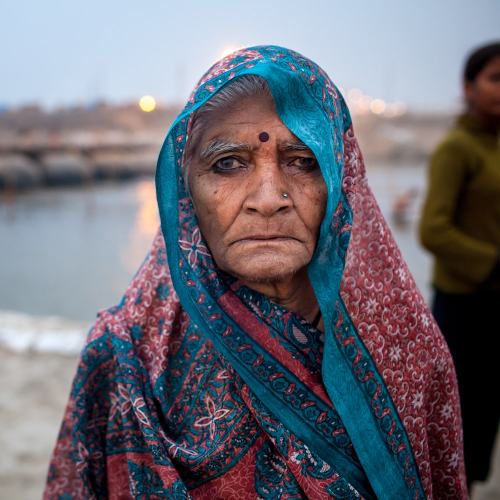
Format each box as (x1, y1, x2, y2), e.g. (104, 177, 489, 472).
(0, 180, 160, 322)
(121, 180, 159, 273)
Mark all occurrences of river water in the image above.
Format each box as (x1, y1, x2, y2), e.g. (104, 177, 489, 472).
(0, 165, 432, 350)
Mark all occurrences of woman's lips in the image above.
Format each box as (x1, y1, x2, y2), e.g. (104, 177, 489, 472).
(231, 235, 300, 245)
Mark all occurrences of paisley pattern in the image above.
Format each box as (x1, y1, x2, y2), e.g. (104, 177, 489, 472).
(44, 46, 466, 499)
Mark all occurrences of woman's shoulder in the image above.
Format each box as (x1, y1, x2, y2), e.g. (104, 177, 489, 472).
(434, 131, 471, 158)
(432, 118, 483, 166)
(80, 228, 185, 370)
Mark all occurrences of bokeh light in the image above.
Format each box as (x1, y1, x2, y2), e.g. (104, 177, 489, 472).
(370, 98, 387, 115)
(139, 95, 156, 113)
(220, 46, 243, 59)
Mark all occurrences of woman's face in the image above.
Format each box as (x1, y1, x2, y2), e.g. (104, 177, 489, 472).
(187, 94, 327, 285)
(465, 56, 500, 119)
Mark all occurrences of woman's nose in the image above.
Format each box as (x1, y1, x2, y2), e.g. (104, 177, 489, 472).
(242, 162, 292, 216)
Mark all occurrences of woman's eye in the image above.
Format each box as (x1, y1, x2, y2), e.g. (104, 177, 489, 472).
(488, 71, 500, 83)
(212, 156, 244, 173)
(288, 157, 319, 171)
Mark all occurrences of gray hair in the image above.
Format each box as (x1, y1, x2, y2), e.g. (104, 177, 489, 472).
(183, 75, 273, 188)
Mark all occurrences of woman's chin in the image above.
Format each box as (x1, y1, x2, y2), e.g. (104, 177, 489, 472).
(224, 255, 309, 285)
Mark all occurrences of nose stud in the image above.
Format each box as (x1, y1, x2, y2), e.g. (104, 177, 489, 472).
(282, 192, 289, 199)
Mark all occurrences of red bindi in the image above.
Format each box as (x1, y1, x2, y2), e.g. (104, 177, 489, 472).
(258, 131, 270, 142)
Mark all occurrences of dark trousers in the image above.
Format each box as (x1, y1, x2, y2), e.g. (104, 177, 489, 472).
(432, 289, 500, 487)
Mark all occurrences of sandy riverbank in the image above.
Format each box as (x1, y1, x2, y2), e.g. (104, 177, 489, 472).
(0, 348, 78, 499)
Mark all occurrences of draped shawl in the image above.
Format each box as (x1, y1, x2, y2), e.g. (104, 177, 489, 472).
(44, 46, 466, 499)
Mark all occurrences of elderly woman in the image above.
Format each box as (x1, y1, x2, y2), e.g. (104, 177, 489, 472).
(45, 46, 466, 499)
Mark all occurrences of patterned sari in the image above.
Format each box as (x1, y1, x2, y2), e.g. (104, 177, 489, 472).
(44, 46, 466, 499)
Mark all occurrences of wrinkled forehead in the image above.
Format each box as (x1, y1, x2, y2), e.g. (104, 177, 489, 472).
(186, 91, 284, 156)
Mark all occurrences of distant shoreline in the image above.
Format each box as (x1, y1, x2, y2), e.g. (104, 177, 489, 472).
(0, 163, 156, 192)
(0, 103, 453, 192)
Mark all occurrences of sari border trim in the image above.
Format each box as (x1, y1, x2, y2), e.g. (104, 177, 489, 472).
(322, 295, 426, 499)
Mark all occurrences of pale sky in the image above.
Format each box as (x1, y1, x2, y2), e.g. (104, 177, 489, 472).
(1, 0, 499, 110)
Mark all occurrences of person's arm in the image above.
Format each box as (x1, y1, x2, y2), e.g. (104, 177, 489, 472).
(419, 140, 498, 286)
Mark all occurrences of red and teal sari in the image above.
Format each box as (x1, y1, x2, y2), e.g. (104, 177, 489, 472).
(44, 46, 466, 499)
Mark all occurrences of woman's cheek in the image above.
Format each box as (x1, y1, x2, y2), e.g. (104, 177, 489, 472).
(199, 183, 240, 232)
(305, 182, 327, 208)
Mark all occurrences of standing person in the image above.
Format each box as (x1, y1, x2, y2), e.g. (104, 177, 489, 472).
(45, 45, 466, 499)
(420, 41, 500, 490)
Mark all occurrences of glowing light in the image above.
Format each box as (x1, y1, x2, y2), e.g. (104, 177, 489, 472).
(348, 88, 363, 102)
(355, 95, 372, 114)
(220, 45, 243, 59)
(139, 95, 156, 113)
(346, 86, 409, 117)
(370, 98, 386, 115)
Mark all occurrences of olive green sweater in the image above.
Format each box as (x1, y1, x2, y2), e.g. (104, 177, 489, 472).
(419, 115, 500, 293)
